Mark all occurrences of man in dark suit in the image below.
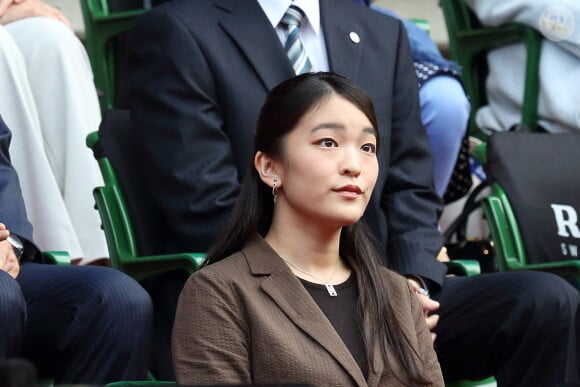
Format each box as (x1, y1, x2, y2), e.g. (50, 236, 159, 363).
(0, 115, 153, 384)
(128, 0, 579, 384)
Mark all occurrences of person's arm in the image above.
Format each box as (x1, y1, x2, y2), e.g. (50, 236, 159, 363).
(0, 0, 20, 16)
(128, 8, 240, 253)
(380, 20, 447, 288)
(466, 0, 580, 59)
(0, 223, 19, 278)
(0, 116, 34, 243)
(0, 0, 71, 27)
(173, 269, 250, 384)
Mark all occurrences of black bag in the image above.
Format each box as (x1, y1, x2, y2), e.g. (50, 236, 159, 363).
(442, 134, 473, 204)
(443, 181, 497, 273)
(484, 132, 580, 264)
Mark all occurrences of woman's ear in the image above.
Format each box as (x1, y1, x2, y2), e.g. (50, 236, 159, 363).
(254, 151, 281, 188)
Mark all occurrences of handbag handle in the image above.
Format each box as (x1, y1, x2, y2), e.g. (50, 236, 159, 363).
(443, 180, 489, 243)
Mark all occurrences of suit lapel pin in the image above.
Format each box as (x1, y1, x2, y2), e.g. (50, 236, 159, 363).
(349, 32, 360, 44)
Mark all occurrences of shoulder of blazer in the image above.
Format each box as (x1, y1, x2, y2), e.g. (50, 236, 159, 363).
(321, 0, 403, 32)
(152, 0, 258, 22)
(378, 267, 416, 306)
(193, 250, 249, 283)
(192, 235, 281, 282)
(139, 0, 221, 29)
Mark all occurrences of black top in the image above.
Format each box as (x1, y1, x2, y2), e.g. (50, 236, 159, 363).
(299, 274, 368, 378)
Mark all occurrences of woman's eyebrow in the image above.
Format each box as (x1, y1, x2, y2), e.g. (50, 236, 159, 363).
(310, 123, 377, 137)
(363, 127, 378, 137)
(310, 122, 345, 133)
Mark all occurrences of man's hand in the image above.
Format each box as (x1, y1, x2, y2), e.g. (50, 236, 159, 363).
(0, 0, 24, 16)
(437, 246, 450, 262)
(0, 0, 71, 28)
(407, 277, 440, 342)
(0, 223, 21, 279)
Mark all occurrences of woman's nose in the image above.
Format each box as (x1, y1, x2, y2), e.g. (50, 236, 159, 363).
(341, 148, 362, 176)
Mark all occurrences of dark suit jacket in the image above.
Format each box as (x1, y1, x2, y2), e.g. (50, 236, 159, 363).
(129, 0, 447, 286)
(173, 235, 444, 386)
(0, 116, 40, 262)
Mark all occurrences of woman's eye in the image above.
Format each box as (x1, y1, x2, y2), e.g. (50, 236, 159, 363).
(318, 139, 337, 148)
(361, 143, 376, 153)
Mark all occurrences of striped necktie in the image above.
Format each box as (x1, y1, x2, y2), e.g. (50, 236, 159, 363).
(281, 5, 312, 75)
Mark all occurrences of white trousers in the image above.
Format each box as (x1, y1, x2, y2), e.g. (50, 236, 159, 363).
(0, 17, 107, 262)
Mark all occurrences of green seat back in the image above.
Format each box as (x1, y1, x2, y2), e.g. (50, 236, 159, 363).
(86, 125, 204, 282)
(80, 0, 147, 111)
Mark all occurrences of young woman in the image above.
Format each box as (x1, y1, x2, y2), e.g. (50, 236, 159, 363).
(172, 72, 443, 386)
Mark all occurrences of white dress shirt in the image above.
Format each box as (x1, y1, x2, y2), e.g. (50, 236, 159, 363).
(257, 0, 330, 72)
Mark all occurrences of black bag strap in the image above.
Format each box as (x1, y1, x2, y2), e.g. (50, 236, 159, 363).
(443, 180, 490, 244)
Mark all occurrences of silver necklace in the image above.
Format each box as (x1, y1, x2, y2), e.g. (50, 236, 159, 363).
(281, 256, 340, 297)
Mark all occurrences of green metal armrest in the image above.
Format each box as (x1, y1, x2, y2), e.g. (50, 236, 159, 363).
(445, 259, 481, 277)
(481, 184, 528, 271)
(482, 183, 579, 288)
(446, 377, 497, 387)
(42, 251, 71, 265)
(108, 382, 175, 386)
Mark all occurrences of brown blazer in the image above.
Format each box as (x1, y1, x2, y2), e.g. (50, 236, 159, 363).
(173, 236, 443, 386)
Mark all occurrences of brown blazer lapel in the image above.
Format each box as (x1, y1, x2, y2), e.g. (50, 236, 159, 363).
(215, 0, 295, 91)
(242, 236, 368, 387)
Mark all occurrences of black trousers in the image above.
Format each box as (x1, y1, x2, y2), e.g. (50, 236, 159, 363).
(140, 269, 190, 380)
(433, 271, 579, 387)
(0, 263, 153, 384)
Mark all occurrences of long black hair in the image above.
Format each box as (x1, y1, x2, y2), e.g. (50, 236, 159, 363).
(205, 72, 431, 384)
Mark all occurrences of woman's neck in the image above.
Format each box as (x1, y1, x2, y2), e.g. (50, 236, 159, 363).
(265, 221, 340, 268)
(264, 218, 354, 286)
